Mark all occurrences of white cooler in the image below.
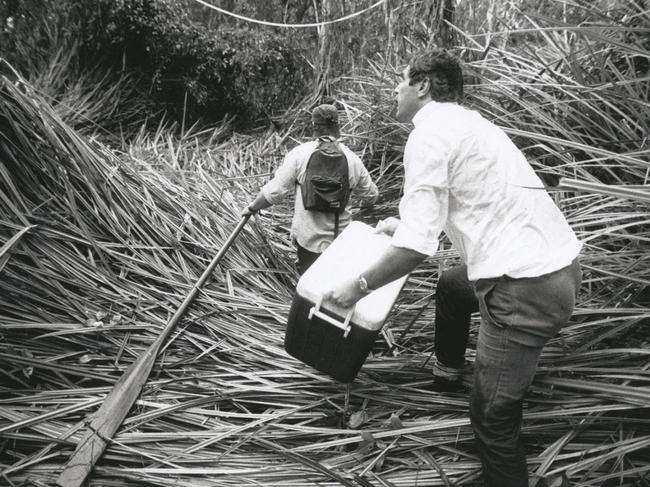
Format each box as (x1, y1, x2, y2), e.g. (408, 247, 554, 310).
(284, 221, 409, 382)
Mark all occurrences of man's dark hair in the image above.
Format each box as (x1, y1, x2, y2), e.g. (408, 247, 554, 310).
(408, 48, 463, 103)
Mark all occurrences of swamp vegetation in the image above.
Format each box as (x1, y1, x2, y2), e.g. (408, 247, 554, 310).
(0, 1, 649, 485)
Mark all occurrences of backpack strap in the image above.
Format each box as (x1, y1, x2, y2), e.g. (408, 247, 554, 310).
(320, 136, 341, 238)
(327, 136, 343, 239)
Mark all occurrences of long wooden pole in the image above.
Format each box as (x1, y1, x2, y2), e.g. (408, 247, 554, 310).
(56, 215, 251, 487)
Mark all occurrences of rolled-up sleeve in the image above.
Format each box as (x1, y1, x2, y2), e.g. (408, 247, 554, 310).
(261, 150, 299, 204)
(392, 129, 449, 256)
(350, 155, 378, 206)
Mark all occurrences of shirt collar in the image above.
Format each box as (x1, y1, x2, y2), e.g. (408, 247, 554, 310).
(412, 100, 457, 127)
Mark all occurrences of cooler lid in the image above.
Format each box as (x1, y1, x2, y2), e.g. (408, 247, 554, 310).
(296, 221, 409, 331)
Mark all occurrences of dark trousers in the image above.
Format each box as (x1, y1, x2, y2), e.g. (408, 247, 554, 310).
(296, 243, 320, 275)
(434, 259, 581, 487)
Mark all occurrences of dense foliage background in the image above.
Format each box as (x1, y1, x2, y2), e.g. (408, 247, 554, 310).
(3, 0, 644, 133)
(1, 0, 312, 128)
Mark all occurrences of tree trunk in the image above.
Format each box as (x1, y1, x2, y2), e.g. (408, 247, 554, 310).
(315, 0, 332, 99)
(294, 0, 312, 23)
(437, 0, 455, 48)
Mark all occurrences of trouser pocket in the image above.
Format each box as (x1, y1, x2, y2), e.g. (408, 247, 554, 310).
(474, 279, 511, 329)
(475, 261, 581, 348)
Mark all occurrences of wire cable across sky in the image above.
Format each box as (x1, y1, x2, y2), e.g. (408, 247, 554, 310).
(191, 0, 387, 29)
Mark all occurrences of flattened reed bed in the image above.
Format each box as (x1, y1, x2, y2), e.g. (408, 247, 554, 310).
(2, 17, 650, 487)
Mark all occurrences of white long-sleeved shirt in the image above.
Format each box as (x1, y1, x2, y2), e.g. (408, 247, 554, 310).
(262, 140, 378, 253)
(392, 101, 581, 280)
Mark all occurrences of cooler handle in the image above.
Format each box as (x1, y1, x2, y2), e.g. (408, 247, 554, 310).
(308, 297, 354, 338)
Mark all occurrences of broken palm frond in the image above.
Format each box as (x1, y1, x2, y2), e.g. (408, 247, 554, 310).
(2, 4, 650, 487)
(2, 32, 148, 138)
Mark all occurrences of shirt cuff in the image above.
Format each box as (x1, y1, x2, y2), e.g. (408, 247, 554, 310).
(261, 184, 285, 205)
(392, 222, 439, 256)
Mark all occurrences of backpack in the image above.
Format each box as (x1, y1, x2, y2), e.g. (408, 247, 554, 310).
(300, 136, 351, 237)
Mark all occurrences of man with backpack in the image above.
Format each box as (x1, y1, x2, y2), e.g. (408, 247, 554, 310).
(244, 104, 378, 274)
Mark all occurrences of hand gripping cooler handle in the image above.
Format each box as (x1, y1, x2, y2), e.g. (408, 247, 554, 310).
(308, 297, 355, 338)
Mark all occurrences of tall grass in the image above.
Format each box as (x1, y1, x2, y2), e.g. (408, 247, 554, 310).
(1, 28, 149, 138)
(1, 4, 649, 487)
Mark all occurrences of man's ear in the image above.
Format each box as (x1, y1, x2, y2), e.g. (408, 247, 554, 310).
(417, 78, 431, 98)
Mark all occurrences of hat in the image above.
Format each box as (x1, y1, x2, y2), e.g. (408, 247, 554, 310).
(311, 104, 341, 138)
(311, 104, 340, 136)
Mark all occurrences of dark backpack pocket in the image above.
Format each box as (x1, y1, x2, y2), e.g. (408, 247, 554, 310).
(310, 176, 344, 210)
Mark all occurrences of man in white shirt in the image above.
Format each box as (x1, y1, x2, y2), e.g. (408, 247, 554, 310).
(245, 104, 378, 274)
(325, 49, 581, 487)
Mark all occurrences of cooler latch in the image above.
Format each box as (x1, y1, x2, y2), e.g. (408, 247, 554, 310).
(309, 297, 354, 338)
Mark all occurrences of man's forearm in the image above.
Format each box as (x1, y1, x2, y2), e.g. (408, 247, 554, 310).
(324, 243, 426, 308)
(363, 245, 426, 290)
